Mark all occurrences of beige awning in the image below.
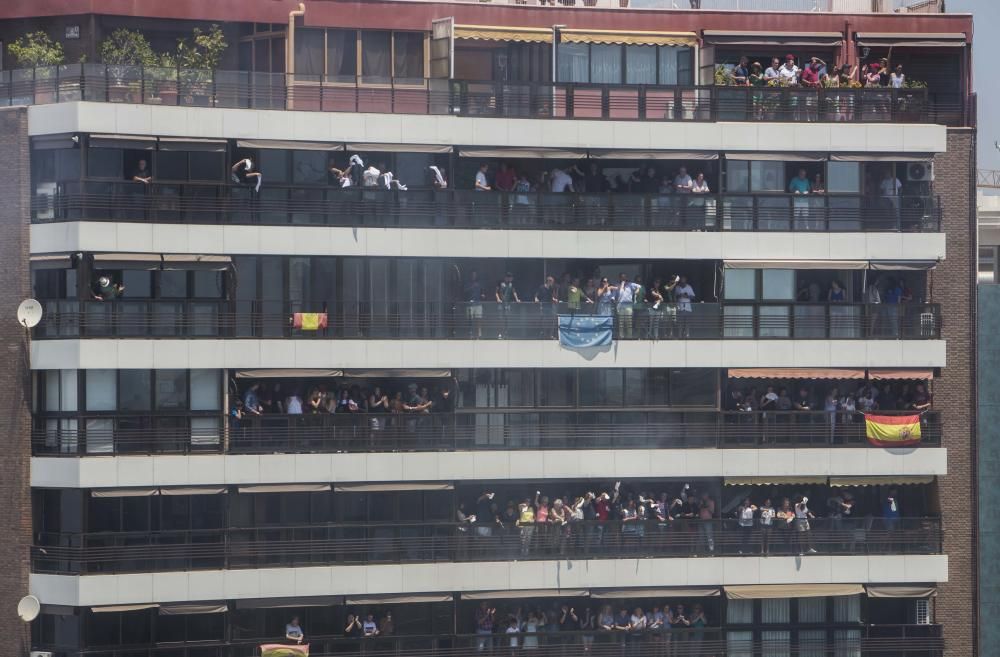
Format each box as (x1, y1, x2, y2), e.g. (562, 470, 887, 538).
(159, 487, 228, 496)
(855, 32, 967, 48)
(728, 368, 866, 380)
(32, 134, 77, 150)
(347, 143, 453, 154)
(867, 586, 937, 599)
(91, 604, 159, 613)
(869, 369, 934, 381)
(334, 483, 454, 492)
(592, 150, 718, 161)
(703, 30, 842, 47)
(725, 152, 826, 162)
(237, 139, 343, 151)
(235, 596, 343, 609)
(159, 603, 228, 615)
(30, 255, 73, 269)
(462, 590, 588, 600)
(560, 29, 697, 47)
(869, 260, 939, 272)
(591, 588, 719, 599)
(725, 477, 827, 487)
(92, 254, 232, 271)
(830, 153, 933, 163)
(459, 148, 587, 160)
(455, 25, 552, 43)
(235, 369, 344, 379)
(829, 476, 935, 487)
(158, 137, 227, 152)
(724, 260, 868, 270)
(346, 594, 453, 605)
(91, 488, 159, 498)
(342, 369, 452, 378)
(237, 484, 331, 494)
(725, 584, 863, 600)
(90, 134, 156, 150)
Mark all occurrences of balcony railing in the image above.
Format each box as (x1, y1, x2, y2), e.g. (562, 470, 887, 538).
(32, 517, 941, 575)
(32, 183, 942, 233)
(4, 64, 971, 126)
(34, 301, 942, 341)
(39, 626, 946, 657)
(32, 410, 942, 456)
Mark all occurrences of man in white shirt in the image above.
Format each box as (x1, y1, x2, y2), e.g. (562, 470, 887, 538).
(615, 272, 640, 339)
(475, 163, 491, 191)
(763, 57, 782, 83)
(778, 55, 799, 84)
(286, 393, 303, 415)
(673, 167, 693, 194)
(550, 168, 575, 193)
(673, 276, 696, 338)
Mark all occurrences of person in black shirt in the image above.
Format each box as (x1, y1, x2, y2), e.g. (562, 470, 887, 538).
(344, 614, 362, 638)
(132, 159, 152, 185)
(534, 275, 559, 339)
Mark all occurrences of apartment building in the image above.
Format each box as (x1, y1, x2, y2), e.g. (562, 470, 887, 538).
(0, 0, 976, 656)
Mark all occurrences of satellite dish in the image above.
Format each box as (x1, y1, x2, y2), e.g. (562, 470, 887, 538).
(17, 595, 40, 622)
(16, 299, 42, 329)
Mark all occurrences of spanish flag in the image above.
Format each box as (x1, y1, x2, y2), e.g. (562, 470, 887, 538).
(292, 313, 328, 331)
(865, 414, 921, 447)
(261, 645, 309, 657)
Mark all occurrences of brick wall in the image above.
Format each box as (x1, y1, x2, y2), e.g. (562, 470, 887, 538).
(0, 106, 32, 650)
(933, 129, 977, 657)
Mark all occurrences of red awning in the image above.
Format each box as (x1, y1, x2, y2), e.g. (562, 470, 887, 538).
(728, 368, 865, 380)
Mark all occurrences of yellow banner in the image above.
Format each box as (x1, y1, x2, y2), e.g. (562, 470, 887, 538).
(865, 414, 921, 447)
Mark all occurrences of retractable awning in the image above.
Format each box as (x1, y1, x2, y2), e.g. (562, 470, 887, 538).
(866, 586, 937, 598)
(454, 25, 552, 43)
(724, 260, 868, 270)
(159, 487, 228, 496)
(462, 590, 588, 600)
(830, 153, 934, 163)
(347, 143, 453, 154)
(334, 483, 454, 492)
(91, 488, 159, 498)
(869, 260, 939, 271)
(158, 137, 227, 152)
(236, 484, 331, 494)
(346, 594, 453, 605)
(725, 152, 826, 162)
(560, 29, 697, 47)
(725, 584, 863, 600)
(869, 369, 934, 381)
(92, 254, 232, 271)
(92, 604, 159, 613)
(237, 139, 343, 151)
(703, 30, 842, 48)
(90, 134, 156, 150)
(591, 150, 718, 161)
(342, 369, 452, 378)
(459, 148, 587, 160)
(591, 588, 719, 599)
(725, 476, 827, 486)
(92, 487, 228, 497)
(159, 603, 228, 615)
(855, 32, 967, 48)
(235, 597, 343, 609)
(829, 476, 935, 487)
(32, 134, 77, 150)
(235, 369, 344, 379)
(728, 368, 866, 380)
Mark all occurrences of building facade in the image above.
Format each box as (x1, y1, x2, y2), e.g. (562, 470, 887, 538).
(0, 1, 976, 656)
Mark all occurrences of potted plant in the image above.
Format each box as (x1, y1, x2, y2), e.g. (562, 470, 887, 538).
(8, 31, 65, 104)
(99, 28, 159, 102)
(175, 25, 227, 107)
(150, 53, 179, 105)
(897, 78, 929, 122)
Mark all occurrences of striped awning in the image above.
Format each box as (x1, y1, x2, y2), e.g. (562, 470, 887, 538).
(560, 29, 697, 47)
(726, 584, 863, 600)
(725, 476, 827, 486)
(455, 25, 552, 43)
(728, 368, 866, 380)
(829, 476, 935, 488)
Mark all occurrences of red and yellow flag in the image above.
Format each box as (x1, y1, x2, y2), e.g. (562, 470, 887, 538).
(261, 645, 309, 657)
(865, 414, 921, 447)
(292, 313, 328, 331)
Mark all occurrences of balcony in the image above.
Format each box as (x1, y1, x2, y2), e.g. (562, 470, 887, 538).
(32, 517, 941, 575)
(32, 184, 943, 233)
(32, 410, 942, 456)
(34, 300, 942, 341)
(6, 64, 970, 126)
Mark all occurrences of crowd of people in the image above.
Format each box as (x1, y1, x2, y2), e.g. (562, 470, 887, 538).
(727, 54, 908, 90)
(726, 380, 932, 416)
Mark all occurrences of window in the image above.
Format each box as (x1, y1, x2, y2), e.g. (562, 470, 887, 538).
(726, 160, 750, 193)
(668, 369, 716, 406)
(558, 43, 589, 83)
(826, 161, 860, 193)
(361, 30, 392, 79)
(259, 149, 290, 184)
(87, 147, 122, 178)
(119, 370, 152, 411)
(589, 44, 621, 84)
(189, 152, 224, 181)
(327, 29, 357, 79)
(394, 32, 425, 80)
(292, 150, 328, 185)
(85, 370, 117, 411)
(762, 270, 795, 300)
(44, 370, 78, 412)
(121, 270, 152, 298)
(193, 271, 224, 298)
(750, 161, 784, 192)
(189, 370, 222, 411)
(724, 269, 756, 300)
(156, 151, 187, 180)
(625, 46, 656, 85)
(155, 370, 188, 410)
(294, 28, 325, 77)
(158, 271, 187, 298)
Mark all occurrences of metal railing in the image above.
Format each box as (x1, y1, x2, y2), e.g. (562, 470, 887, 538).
(32, 517, 941, 574)
(41, 625, 947, 657)
(33, 300, 942, 341)
(32, 184, 942, 233)
(32, 410, 942, 456)
(3, 64, 970, 126)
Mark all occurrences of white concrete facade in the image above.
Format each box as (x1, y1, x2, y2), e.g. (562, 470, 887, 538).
(27, 102, 948, 153)
(30, 447, 946, 489)
(30, 554, 948, 606)
(30, 339, 947, 370)
(31, 221, 948, 262)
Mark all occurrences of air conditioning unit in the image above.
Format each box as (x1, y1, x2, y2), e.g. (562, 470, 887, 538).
(30, 651, 54, 657)
(907, 162, 934, 182)
(914, 599, 931, 625)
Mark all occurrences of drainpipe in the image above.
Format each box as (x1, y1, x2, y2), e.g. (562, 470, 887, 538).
(286, 2, 306, 109)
